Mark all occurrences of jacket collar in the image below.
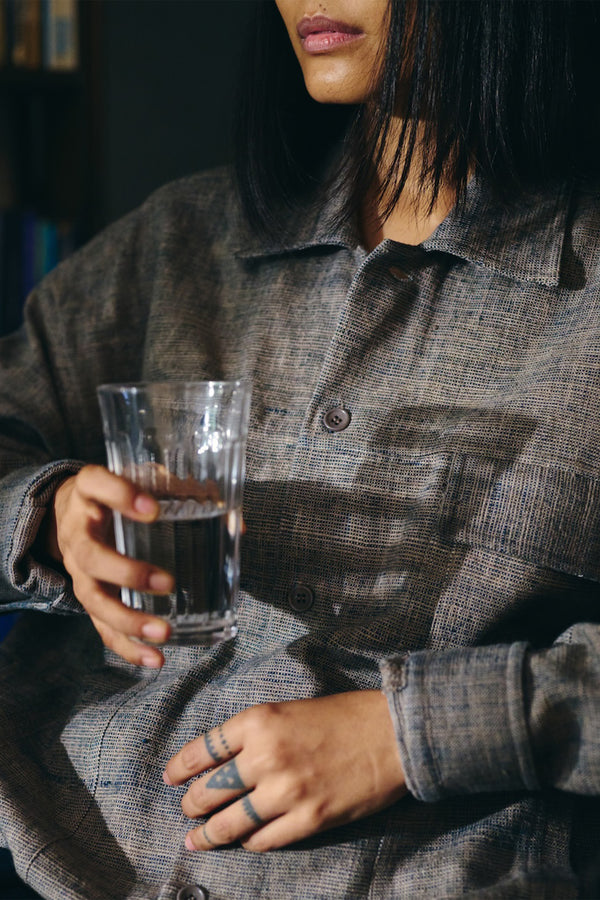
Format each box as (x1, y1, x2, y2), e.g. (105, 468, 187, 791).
(234, 171, 571, 288)
(232, 167, 357, 260)
(421, 177, 570, 287)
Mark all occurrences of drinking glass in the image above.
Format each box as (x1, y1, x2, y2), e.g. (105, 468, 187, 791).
(97, 380, 251, 646)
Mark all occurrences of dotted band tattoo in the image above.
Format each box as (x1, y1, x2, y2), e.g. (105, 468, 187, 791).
(206, 759, 246, 791)
(205, 732, 224, 764)
(218, 726, 232, 756)
(242, 795, 264, 827)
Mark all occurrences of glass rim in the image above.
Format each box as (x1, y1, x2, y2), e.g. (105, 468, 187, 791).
(97, 379, 249, 396)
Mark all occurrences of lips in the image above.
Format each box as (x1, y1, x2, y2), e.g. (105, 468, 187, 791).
(297, 15, 364, 53)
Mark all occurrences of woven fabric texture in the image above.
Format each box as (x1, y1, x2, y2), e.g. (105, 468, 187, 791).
(0, 168, 599, 898)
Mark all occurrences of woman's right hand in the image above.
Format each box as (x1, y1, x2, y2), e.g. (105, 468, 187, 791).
(45, 464, 174, 667)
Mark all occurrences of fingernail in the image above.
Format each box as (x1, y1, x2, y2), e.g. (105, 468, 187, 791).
(134, 494, 157, 515)
(141, 653, 162, 668)
(148, 572, 173, 592)
(185, 833, 196, 851)
(141, 622, 167, 642)
(162, 769, 173, 786)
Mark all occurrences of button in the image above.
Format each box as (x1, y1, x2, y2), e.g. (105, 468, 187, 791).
(389, 265, 409, 280)
(177, 887, 208, 900)
(323, 406, 351, 432)
(289, 583, 315, 612)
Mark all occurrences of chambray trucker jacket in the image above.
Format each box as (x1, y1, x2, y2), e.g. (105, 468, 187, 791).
(0, 167, 599, 899)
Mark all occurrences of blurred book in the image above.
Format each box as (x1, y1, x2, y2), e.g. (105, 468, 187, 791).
(0, 208, 75, 335)
(0, 0, 78, 71)
(42, 0, 78, 70)
(11, 0, 42, 69)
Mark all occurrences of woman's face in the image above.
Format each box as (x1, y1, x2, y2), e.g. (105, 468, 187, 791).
(275, 1, 389, 104)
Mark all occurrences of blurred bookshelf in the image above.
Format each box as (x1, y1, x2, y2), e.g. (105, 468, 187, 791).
(0, 0, 258, 340)
(0, 0, 101, 336)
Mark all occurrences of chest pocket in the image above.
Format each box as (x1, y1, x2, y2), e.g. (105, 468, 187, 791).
(439, 454, 600, 582)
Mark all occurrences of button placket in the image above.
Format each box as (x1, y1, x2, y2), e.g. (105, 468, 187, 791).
(272, 247, 400, 612)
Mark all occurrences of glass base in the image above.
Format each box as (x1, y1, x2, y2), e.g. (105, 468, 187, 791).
(164, 614, 238, 647)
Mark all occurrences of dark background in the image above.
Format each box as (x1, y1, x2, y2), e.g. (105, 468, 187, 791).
(0, 0, 260, 334)
(96, 0, 256, 229)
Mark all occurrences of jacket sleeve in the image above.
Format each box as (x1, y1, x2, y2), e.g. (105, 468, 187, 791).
(0, 203, 153, 611)
(0, 283, 102, 612)
(0, 170, 235, 614)
(380, 623, 600, 799)
(0, 286, 90, 611)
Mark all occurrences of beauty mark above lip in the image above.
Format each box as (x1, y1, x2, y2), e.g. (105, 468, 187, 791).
(297, 15, 365, 53)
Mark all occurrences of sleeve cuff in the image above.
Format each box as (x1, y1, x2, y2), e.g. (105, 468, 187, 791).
(380, 641, 539, 801)
(1, 461, 84, 612)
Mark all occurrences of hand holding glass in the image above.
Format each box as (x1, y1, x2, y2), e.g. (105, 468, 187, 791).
(97, 381, 250, 646)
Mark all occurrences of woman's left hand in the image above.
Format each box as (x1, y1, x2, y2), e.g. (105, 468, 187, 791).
(163, 690, 406, 852)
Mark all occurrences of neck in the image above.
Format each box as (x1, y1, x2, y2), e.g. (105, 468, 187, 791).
(359, 120, 456, 250)
(361, 188, 454, 250)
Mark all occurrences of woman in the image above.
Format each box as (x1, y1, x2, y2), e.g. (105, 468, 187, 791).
(1, 1, 600, 897)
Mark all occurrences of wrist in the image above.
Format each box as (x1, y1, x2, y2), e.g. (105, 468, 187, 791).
(38, 476, 75, 565)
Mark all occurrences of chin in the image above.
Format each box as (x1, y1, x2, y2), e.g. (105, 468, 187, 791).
(303, 72, 369, 105)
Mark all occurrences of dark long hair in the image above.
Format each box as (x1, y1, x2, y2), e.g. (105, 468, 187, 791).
(235, 0, 600, 239)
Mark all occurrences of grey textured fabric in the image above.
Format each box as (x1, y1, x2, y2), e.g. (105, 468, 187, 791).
(0, 167, 599, 898)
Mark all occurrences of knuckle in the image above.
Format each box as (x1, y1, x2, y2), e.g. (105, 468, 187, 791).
(180, 794, 194, 817)
(76, 464, 103, 491)
(259, 701, 281, 720)
(90, 615, 110, 641)
(242, 834, 269, 853)
(297, 806, 319, 833)
(180, 741, 204, 774)
(110, 636, 142, 665)
(70, 535, 95, 569)
(78, 588, 110, 619)
(253, 731, 291, 774)
(104, 554, 138, 589)
(92, 620, 118, 652)
(210, 816, 236, 845)
(254, 743, 286, 776)
(89, 585, 112, 610)
(61, 546, 77, 575)
(70, 576, 87, 607)
(116, 479, 137, 507)
(277, 773, 306, 806)
(186, 778, 207, 807)
(246, 702, 281, 733)
(128, 562, 154, 591)
(268, 733, 290, 764)
(304, 797, 330, 829)
(73, 466, 90, 487)
(78, 465, 136, 509)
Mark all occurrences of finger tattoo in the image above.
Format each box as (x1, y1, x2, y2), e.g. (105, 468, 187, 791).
(217, 726, 231, 757)
(202, 825, 218, 848)
(204, 731, 224, 764)
(205, 726, 231, 764)
(206, 759, 246, 791)
(242, 795, 264, 827)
